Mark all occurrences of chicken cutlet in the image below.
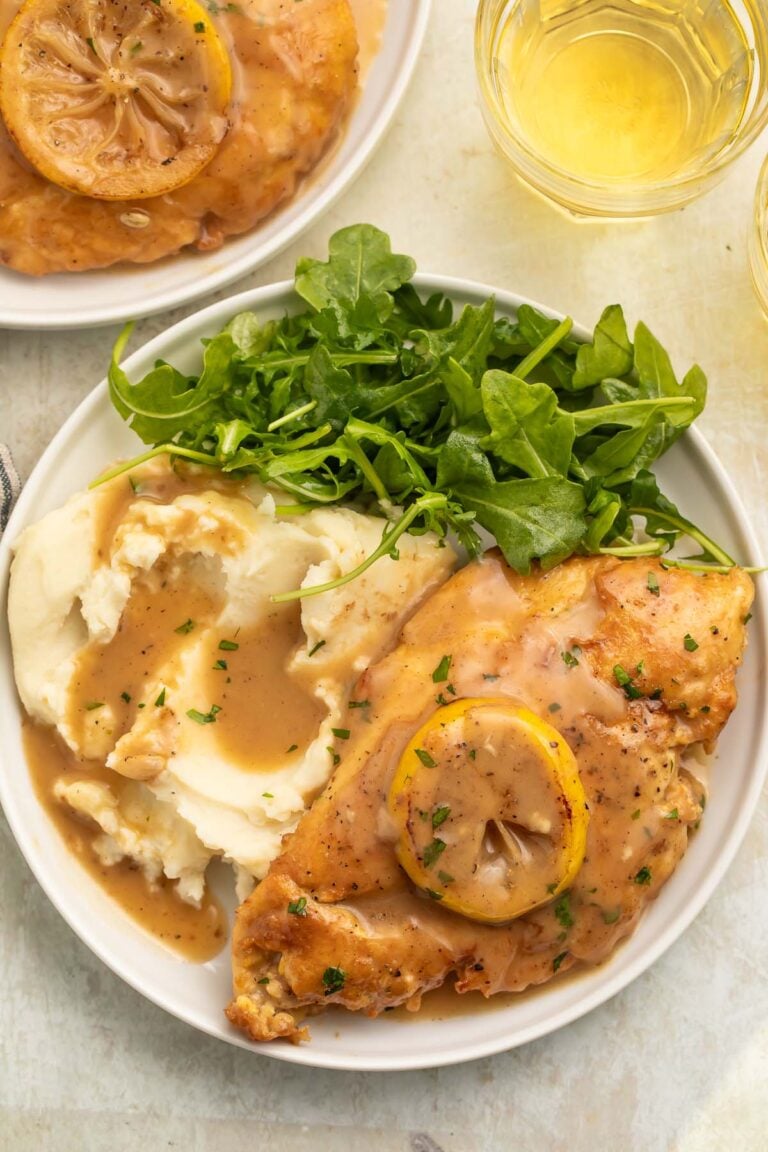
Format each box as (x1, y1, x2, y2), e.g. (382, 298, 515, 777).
(0, 0, 358, 275)
(226, 554, 753, 1042)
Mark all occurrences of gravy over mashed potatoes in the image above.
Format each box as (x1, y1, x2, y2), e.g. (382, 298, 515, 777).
(9, 458, 455, 944)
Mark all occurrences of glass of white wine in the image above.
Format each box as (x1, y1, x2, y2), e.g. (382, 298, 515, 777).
(476, 0, 768, 216)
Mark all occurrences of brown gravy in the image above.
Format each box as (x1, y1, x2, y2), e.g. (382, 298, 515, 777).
(68, 557, 224, 752)
(203, 607, 326, 771)
(23, 720, 227, 962)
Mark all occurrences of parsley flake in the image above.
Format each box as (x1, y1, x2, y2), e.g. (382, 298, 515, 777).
(213, 659, 228, 671)
(602, 908, 621, 925)
(154, 688, 166, 707)
(327, 747, 340, 767)
(553, 891, 574, 929)
(286, 743, 298, 753)
(614, 664, 642, 699)
(647, 572, 660, 596)
(322, 966, 346, 995)
(553, 952, 568, 972)
(683, 634, 699, 652)
(664, 809, 679, 820)
(85, 700, 104, 711)
(287, 897, 307, 916)
(634, 866, 652, 886)
(186, 705, 221, 725)
(331, 727, 350, 740)
(414, 748, 437, 768)
(437, 870, 455, 885)
(175, 619, 196, 635)
(431, 805, 451, 829)
(218, 639, 239, 651)
(348, 699, 370, 709)
(422, 839, 446, 868)
(561, 649, 579, 668)
(120, 691, 132, 704)
(432, 655, 452, 683)
(308, 639, 326, 657)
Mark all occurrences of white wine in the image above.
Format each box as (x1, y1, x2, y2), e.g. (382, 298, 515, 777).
(493, 0, 754, 184)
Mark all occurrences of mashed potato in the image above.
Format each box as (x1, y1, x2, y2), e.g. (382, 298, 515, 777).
(9, 462, 455, 903)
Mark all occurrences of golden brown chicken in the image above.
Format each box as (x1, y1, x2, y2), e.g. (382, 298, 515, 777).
(226, 554, 753, 1042)
(0, 0, 358, 275)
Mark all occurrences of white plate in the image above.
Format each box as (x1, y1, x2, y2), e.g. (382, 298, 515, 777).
(1, 276, 766, 1071)
(0, 1, 430, 331)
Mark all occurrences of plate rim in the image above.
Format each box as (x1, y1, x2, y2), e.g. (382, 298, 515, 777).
(1, 273, 766, 1071)
(0, 0, 433, 331)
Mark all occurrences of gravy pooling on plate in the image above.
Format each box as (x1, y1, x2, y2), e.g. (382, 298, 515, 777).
(0, 0, 386, 275)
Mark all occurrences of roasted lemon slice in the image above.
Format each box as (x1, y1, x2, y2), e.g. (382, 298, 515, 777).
(0, 0, 231, 200)
(388, 698, 589, 924)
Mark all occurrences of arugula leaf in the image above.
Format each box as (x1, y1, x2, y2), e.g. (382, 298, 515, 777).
(480, 371, 574, 478)
(295, 224, 415, 320)
(453, 476, 587, 573)
(573, 305, 633, 388)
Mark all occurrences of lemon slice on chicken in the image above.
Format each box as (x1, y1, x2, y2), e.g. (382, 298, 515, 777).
(0, 0, 231, 200)
(388, 699, 589, 924)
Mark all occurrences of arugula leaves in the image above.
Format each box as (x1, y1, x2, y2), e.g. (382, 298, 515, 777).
(102, 224, 728, 596)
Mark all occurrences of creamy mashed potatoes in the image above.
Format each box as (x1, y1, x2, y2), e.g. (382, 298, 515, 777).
(9, 461, 455, 904)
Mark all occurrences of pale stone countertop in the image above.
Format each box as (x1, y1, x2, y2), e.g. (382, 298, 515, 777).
(1, 2, 767, 1149)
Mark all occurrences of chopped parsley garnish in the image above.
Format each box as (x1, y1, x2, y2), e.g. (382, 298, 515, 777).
(482, 673, 499, 682)
(130, 39, 143, 54)
(417, 809, 429, 822)
(422, 838, 446, 868)
(561, 649, 580, 668)
(664, 809, 679, 820)
(553, 952, 568, 972)
(175, 619, 196, 635)
(468, 748, 477, 760)
(194, 20, 205, 30)
(634, 866, 652, 886)
(553, 892, 574, 929)
(426, 889, 444, 901)
(186, 705, 221, 724)
(287, 897, 308, 917)
(262, 791, 274, 798)
(683, 634, 699, 652)
(743, 612, 753, 624)
(218, 639, 239, 651)
(86, 36, 96, 51)
(414, 748, 437, 768)
(700, 705, 711, 713)
(602, 908, 621, 925)
(614, 664, 643, 699)
(257, 977, 269, 985)
(431, 805, 451, 829)
(647, 572, 660, 596)
(348, 699, 370, 709)
(546, 882, 558, 894)
(435, 692, 450, 706)
(154, 688, 166, 707)
(548, 702, 561, 713)
(322, 966, 346, 995)
(327, 747, 340, 767)
(120, 691, 132, 704)
(631, 809, 641, 820)
(432, 655, 452, 683)
(84, 700, 104, 711)
(286, 743, 298, 753)
(437, 870, 454, 885)
(331, 727, 350, 740)
(307, 639, 326, 657)
(213, 659, 228, 671)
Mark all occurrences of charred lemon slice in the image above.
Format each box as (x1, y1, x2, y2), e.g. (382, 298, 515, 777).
(0, 0, 231, 200)
(388, 698, 589, 924)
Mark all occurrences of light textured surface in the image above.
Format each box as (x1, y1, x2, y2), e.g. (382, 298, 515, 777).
(1, 1, 767, 1148)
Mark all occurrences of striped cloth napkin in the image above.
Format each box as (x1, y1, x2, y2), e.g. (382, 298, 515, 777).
(0, 444, 20, 536)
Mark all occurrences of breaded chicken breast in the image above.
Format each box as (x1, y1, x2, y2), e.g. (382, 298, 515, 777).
(226, 554, 753, 1042)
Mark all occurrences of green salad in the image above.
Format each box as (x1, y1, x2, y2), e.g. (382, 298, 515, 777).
(102, 223, 735, 598)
